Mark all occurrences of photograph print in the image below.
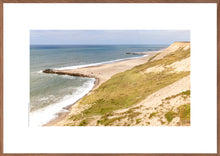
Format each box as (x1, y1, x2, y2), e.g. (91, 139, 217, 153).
(30, 30, 190, 127)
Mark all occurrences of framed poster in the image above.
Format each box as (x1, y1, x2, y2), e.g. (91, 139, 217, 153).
(1, 0, 219, 155)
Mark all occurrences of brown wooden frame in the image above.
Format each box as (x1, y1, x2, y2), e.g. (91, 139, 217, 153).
(0, 0, 219, 155)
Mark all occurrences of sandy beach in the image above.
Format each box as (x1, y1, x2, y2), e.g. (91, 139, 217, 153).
(44, 51, 161, 88)
(44, 51, 161, 126)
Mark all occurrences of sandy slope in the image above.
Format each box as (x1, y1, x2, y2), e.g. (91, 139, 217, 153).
(53, 75, 190, 126)
(46, 42, 191, 126)
(152, 42, 190, 61)
(105, 75, 190, 126)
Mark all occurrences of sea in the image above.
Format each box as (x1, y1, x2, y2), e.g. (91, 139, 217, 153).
(30, 44, 168, 127)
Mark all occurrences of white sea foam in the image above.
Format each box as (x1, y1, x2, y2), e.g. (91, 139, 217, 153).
(29, 78, 95, 127)
(54, 55, 148, 70)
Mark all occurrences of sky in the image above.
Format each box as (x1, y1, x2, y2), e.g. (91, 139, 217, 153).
(30, 30, 190, 45)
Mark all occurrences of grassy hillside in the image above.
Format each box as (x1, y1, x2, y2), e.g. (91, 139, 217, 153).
(66, 47, 190, 126)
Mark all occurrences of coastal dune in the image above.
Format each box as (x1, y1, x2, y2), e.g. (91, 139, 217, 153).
(153, 42, 190, 61)
(44, 42, 191, 126)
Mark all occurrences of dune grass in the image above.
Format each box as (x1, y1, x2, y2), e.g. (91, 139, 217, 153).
(69, 47, 190, 125)
(164, 104, 190, 125)
(163, 90, 190, 125)
(164, 90, 190, 101)
(148, 52, 160, 62)
(177, 104, 190, 125)
(165, 111, 177, 123)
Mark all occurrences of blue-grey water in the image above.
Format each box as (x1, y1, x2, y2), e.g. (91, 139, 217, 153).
(30, 45, 168, 126)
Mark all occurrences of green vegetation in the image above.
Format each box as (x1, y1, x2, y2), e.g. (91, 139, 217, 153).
(177, 104, 190, 125)
(149, 112, 158, 119)
(165, 111, 177, 123)
(97, 115, 126, 126)
(164, 90, 190, 101)
(181, 90, 190, 96)
(181, 90, 191, 99)
(164, 104, 190, 125)
(136, 119, 141, 124)
(97, 109, 141, 126)
(69, 47, 190, 126)
(79, 119, 88, 126)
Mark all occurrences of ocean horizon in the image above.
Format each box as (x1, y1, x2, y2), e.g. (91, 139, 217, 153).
(30, 44, 168, 126)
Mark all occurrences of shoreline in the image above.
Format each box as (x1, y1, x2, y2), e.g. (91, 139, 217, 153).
(44, 51, 161, 126)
